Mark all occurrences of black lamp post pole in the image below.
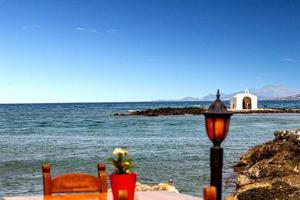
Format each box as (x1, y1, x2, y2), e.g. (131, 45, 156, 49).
(210, 146, 223, 200)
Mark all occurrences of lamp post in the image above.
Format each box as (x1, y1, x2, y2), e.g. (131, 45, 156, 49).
(202, 90, 233, 200)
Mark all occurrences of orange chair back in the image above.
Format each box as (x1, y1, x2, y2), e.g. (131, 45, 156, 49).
(203, 186, 217, 200)
(42, 163, 107, 195)
(118, 190, 128, 200)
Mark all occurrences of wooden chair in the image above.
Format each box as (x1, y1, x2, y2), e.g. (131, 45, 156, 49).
(42, 163, 107, 195)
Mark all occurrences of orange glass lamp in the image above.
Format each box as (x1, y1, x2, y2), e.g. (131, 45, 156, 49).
(202, 90, 233, 200)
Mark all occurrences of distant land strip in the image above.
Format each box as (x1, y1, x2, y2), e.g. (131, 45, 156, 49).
(114, 107, 300, 116)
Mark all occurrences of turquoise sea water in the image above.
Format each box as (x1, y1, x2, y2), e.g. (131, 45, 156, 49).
(1, 101, 300, 198)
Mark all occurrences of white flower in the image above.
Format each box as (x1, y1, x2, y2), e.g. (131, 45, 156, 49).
(112, 148, 125, 155)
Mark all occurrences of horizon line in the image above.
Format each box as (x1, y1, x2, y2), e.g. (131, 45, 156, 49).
(0, 99, 290, 105)
(0, 100, 211, 105)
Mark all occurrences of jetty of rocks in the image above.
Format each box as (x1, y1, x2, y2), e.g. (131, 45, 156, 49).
(113, 107, 300, 116)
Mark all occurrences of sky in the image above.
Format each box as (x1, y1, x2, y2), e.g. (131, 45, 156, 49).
(0, 0, 299, 103)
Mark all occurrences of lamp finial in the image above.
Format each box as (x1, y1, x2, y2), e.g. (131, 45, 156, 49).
(216, 89, 220, 99)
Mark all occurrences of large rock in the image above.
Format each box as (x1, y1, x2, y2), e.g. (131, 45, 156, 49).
(135, 182, 179, 193)
(233, 128, 300, 200)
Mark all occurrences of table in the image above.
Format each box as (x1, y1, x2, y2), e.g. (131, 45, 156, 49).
(3, 191, 202, 200)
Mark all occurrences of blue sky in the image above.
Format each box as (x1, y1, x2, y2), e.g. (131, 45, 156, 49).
(0, 0, 299, 103)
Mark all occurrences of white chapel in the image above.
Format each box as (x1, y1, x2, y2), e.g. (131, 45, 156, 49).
(230, 89, 258, 110)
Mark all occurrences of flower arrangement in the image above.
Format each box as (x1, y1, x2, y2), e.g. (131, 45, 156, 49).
(108, 148, 137, 174)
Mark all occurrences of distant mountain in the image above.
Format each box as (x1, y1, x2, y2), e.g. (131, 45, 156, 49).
(158, 85, 299, 102)
(201, 92, 240, 101)
(201, 85, 299, 101)
(275, 94, 300, 100)
(181, 97, 201, 101)
(249, 85, 299, 99)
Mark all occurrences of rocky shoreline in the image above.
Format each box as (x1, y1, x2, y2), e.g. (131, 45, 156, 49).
(113, 107, 300, 116)
(233, 128, 300, 200)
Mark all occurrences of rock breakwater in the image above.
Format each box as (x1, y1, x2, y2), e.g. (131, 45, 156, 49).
(233, 128, 300, 200)
(113, 107, 300, 116)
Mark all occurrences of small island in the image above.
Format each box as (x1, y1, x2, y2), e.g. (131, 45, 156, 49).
(114, 91, 300, 116)
(114, 107, 300, 116)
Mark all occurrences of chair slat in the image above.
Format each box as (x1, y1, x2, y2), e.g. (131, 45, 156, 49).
(51, 173, 100, 193)
(98, 163, 107, 193)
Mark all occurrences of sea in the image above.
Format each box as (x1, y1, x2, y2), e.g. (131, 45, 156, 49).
(1, 100, 300, 198)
